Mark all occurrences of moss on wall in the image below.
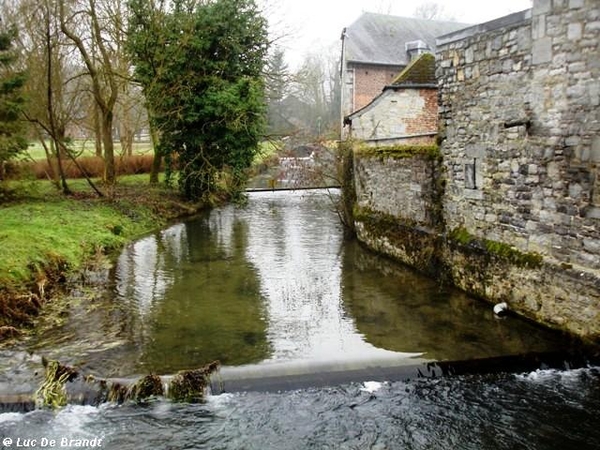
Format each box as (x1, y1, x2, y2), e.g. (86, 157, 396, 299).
(354, 206, 443, 276)
(338, 140, 357, 236)
(355, 143, 441, 161)
(448, 227, 543, 269)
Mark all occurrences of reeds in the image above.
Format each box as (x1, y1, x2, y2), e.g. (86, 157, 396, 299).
(6, 154, 159, 180)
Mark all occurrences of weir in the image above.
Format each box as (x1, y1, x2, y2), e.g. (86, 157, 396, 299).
(1, 349, 597, 413)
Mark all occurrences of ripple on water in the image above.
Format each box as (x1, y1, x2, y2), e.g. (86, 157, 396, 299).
(0, 368, 599, 449)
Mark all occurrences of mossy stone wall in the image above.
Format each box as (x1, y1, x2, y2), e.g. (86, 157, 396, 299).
(351, 140, 600, 343)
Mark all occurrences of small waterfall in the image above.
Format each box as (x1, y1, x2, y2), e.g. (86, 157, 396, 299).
(2, 350, 597, 413)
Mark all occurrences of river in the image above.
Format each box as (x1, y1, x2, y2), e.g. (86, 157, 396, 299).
(1, 189, 598, 449)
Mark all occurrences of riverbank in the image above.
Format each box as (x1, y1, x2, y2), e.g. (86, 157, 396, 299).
(0, 175, 202, 340)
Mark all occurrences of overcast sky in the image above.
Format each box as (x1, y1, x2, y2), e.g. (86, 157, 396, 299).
(259, 0, 533, 68)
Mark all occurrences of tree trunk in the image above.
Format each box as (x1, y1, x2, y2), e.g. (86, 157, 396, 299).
(149, 124, 161, 184)
(94, 105, 103, 157)
(102, 112, 116, 185)
(119, 125, 134, 157)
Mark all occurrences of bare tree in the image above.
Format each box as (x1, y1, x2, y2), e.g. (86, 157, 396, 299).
(101, 0, 146, 158)
(290, 44, 340, 139)
(14, 0, 104, 196)
(59, 0, 120, 187)
(413, 2, 456, 21)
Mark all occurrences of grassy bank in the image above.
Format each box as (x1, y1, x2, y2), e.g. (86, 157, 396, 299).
(0, 175, 200, 337)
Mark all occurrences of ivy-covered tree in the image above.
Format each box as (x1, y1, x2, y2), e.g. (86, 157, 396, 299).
(128, 0, 269, 201)
(0, 19, 27, 179)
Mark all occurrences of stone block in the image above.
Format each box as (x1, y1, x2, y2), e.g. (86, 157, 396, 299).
(534, 0, 552, 15)
(585, 21, 600, 33)
(568, 61, 586, 72)
(532, 37, 553, 64)
(526, 220, 539, 231)
(569, 182, 583, 198)
(464, 189, 484, 200)
(568, 22, 583, 40)
(465, 47, 474, 64)
(586, 206, 600, 219)
(583, 238, 600, 254)
(591, 136, 600, 162)
(569, 0, 584, 9)
(465, 144, 485, 159)
(588, 83, 600, 107)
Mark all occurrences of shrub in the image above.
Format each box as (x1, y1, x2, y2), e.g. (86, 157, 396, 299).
(8, 155, 159, 180)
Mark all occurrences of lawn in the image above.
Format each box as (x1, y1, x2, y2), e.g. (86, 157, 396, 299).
(22, 139, 154, 161)
(0, 175, 199, 329)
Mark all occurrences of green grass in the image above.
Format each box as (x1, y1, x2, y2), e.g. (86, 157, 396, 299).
(253, 140, 283, 166)
(1, 196, 150, 288)
(22, 140, 154, 161)
(0, 174, 186, 291)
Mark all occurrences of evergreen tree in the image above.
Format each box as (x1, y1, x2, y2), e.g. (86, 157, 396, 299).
(0, 19, 27, 177)
(128, 0, 269, 201)
(265, 48, 293, 136)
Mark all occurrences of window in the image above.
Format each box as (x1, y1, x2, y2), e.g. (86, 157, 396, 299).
(465, 159, 477, 189)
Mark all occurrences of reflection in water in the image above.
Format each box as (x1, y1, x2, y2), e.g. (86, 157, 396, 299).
(24, 190, 570, 378)
(342, 241, 568, 360)
(116, 210, 270, 373)
(241, 190, 410, 364)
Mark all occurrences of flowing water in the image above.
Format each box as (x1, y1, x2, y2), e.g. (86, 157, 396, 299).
(1, 189, 599, 448)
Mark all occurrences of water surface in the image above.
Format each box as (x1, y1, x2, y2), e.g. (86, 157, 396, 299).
(24, 189, 570, 378)
(1, 189, 597, 449)
(1, 367, 599, 449)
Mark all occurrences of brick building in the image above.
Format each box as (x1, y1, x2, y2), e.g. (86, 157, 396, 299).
(344, 53, 438, 145)
(339, 12, 468, 138)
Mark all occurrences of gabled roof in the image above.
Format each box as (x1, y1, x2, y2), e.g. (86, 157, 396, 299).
(344, 12, 469, 66)
(391, 53, 436, 86)
(346, 53, 437, 123)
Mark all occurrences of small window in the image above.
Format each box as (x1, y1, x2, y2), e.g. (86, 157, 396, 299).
(465, 159, 477, 189)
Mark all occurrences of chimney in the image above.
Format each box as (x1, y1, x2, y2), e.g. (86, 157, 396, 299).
(405, 40, 431, 60)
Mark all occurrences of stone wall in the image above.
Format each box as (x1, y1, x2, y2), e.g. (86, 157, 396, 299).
(348, 88, 437, 145)
(437, 0, 600, 268)
(354, 151, 439, 227)
(350, 0, 600, 342)
(353, 148, 443, 275)
(432, 0, 600, 340)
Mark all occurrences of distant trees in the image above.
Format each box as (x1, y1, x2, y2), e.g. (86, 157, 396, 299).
(263, 44, 342, 142)
(128, 0, 269, 201)
(290, 45, 340, 139)
(4, 0, 142, 193)
(264, 48, 292, 137)
(58, 0, 122, 186)
(16, 0, 82, 193)
(413, 2, 456, 21)
(2, 0, 340, 198)
(0, 18, 27, 179)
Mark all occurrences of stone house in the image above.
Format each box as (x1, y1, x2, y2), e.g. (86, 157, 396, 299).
(339, 12, 468, 137)
(344, 53, 438, 145)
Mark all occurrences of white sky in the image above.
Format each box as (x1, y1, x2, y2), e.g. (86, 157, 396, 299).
(259, 0, 533, 68)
